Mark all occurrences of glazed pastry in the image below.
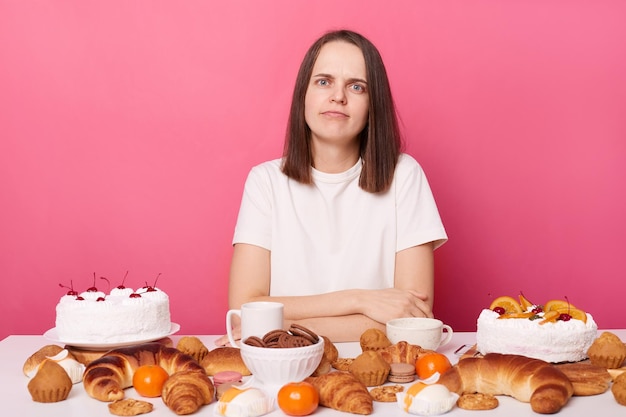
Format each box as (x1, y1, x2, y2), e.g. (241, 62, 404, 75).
(24, 346, 85, 384)
(305, 372, 373, 415)
(23, 345, 65, 376)
(176, 336, 209, 363)
(349, 350, 390, 387)
(587, 331, 626, 369)
(27, 360, 72, 403)
(162, 370, 215, 415)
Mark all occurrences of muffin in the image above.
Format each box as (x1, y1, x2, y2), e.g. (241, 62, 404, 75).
(612, 372, 626, 406)
(177, 336, 209, 363)
(27, 360, 72, 402)
(359, 328, 391, 352)
(349, 350, 390, 387)
(587, 332, 626, 369)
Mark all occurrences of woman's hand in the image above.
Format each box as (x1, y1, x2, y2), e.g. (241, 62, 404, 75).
(358, 288, 433, 324)
(214, 325, 241, 347)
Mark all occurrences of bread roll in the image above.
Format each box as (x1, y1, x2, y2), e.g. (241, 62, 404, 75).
(200, 347, 251, 376)
(438, 353, 573, 414)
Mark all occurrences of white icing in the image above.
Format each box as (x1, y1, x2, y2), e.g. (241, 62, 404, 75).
(109, 287, 134, 297)
(55, 288, 171, 343)
(476, 309, 598, 363)
(78, 290, 106, 301)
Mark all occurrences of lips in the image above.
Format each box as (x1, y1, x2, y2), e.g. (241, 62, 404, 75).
(321, 110, 349, 118)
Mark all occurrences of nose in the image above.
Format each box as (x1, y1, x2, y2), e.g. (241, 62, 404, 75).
(330, 87, 347, 104)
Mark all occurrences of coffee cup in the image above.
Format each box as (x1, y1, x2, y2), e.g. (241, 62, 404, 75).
(226, 301, 284, 347)
(386, 317, 453, 351)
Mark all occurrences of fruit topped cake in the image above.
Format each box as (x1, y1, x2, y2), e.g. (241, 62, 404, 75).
(476, 293, 598, 363)
(54, 274, 172, 344)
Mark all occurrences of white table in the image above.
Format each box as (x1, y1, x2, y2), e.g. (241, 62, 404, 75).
(1, 331, 624, 416)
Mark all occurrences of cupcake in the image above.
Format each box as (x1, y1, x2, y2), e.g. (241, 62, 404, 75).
(587, 332, 626, 369)
(612, 372, 626, 406)
(27, 360, 72, 403)
(349, 350, 391, 387)
(359, 328, 392, 352)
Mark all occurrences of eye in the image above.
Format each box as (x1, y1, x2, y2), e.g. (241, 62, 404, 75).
(316, 79, 330, 86)
(350, 83, 366, 93)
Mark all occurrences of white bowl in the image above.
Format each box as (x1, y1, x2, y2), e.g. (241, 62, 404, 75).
(240, 338, 324, 390)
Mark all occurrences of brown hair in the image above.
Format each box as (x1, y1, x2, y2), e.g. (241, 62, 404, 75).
(281, 29, 403, 193)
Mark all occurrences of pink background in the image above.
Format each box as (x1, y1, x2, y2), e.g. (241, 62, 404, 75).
(1, 1, 625, 341)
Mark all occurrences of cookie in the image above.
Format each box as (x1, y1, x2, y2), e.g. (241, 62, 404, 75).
(243, 336, 265, 347)
(456, 393, 499, 410)
(289, 324, 320, 344)
(263, 329, 288, 345)
(108, 398, 154, 416)
(370, 384, 404, 402)
(332, 357, 354, 371)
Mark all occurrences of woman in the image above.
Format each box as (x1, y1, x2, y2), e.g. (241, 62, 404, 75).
(216, 30, 447, 344)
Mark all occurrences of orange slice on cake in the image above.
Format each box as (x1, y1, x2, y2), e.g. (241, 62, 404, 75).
(518, 293, 535, 311)
(544, 299, 578, 312)
(489, 296, 523, 314)
(556, 307, 588, 323)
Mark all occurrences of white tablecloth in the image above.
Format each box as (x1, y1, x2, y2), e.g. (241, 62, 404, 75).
(1, 330, 624, 416)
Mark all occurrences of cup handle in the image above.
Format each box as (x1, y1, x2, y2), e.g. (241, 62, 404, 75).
(226, 309, 241, 347)
(440, 324, 453, 347)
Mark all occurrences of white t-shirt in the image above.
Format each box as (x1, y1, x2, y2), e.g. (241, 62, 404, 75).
(232, 153, 447, 296)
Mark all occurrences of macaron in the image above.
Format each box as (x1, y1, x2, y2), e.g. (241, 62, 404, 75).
(388, 362, 416, 383)
(213, 370, 243, 386)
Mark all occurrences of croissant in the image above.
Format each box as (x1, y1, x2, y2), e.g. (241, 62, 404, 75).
(83, 342, 213, 414)
(379, 341, 428, 364)
(438, 353, 573, 414)
(305, 372, 373, 415)
(162, 370, 215, 415)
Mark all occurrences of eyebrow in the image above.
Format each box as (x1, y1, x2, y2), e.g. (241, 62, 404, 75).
(312, 73, 368, 84)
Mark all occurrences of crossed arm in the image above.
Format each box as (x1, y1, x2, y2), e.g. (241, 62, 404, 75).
(215, 241, 435, 345)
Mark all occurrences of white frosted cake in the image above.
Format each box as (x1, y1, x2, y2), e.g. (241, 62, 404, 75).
(55, 285, 172, 344)
(476, 308, 598, 363)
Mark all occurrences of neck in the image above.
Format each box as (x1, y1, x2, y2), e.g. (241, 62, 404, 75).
(311, 140, 360, 173)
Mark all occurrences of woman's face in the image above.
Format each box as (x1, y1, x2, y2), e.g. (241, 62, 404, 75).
(304, 41, 369, 148)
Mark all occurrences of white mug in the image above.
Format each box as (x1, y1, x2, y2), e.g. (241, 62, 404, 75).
(386, 317, 453, 351)
(226, 301, 284, 347)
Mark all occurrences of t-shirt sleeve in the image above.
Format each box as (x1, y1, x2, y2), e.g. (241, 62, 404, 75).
(395, 155, 448, 251)
(232, 165, 273, 249)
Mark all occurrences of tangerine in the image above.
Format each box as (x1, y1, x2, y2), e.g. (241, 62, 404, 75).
(415, 352, 452, 380)
(132, 364, 169, 397)
(489, 296, 523, 314)
(277, 381, 319, 416)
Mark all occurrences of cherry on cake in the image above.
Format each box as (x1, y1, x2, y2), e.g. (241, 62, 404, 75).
(55, 276, 172, 344)
(476, 294, 598, 363)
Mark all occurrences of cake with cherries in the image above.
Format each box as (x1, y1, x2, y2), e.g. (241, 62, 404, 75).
(55, 278, 172, 344)
(476, 294, 598, 363)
